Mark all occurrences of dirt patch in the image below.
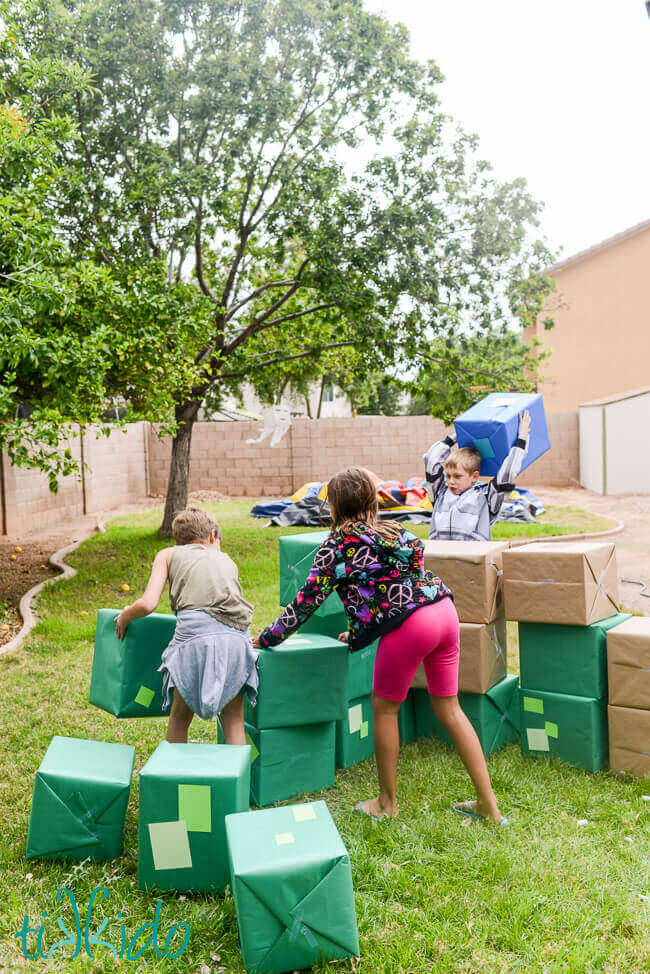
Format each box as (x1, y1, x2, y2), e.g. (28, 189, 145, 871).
(0, 539, 59, 645)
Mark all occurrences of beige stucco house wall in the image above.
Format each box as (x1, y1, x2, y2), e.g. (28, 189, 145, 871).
(527, 219, 650, 412)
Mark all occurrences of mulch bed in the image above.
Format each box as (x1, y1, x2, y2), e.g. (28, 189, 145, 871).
(0, 540, 58, 647)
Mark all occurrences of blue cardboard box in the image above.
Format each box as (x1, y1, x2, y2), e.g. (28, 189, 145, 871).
(454, 392, 550, 477)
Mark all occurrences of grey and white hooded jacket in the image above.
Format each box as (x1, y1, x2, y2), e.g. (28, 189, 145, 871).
(423, 433, 529, 541)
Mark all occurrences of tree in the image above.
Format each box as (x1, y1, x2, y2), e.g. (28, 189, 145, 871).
(0, 13, 214, 486)
(11, 0, 554, 531)
(407, 327, 549, 425)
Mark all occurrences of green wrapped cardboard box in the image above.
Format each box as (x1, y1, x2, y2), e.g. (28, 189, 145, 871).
(226, 800, 360, 973)
(279, 531, 347, 632)
(336, 695, 374, 769)
(246, 722, 335, 807)
(246, 633, 347, 729)
(90, 608, 176, 717)
(26, 736, 135, 861)
(346, 641, 377, 700)
(398, 692, 417, 744)
(413, 674, 520, 755)
(519, 688, 608, 772)
(138, 741, 250, 893)
(519, 613, 630, 698)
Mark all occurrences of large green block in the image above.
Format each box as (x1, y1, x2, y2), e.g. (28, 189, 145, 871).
(279, 531, 347, 631)
(413, 674, 520, 755)
(346, 641, 378, 700)
(336, 695, 374, 769)
(138, 742, 250, 893)
(519, 688, 608, 772)
(519, 613, 631, 698)
(226, 800, 360, 973)
(245, 722, 335, 807)
(90, 608, 176, 717)
(26, 736, 135, 861)
(246, 633, 347, 729)
(398, 691, 417, 744)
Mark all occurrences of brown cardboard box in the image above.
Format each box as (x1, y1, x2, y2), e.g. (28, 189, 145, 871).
(608, 705, 650, 777)
(502, 541, 619, 625)
(607, 617, 650, 710)
(423, 541, 508, 623)
(411, 615, 507, 694)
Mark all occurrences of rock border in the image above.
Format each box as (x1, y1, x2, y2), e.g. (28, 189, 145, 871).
(0, 519, 106, 658)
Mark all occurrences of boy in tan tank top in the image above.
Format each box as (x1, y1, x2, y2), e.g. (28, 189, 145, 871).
(115, 509, 258, 744)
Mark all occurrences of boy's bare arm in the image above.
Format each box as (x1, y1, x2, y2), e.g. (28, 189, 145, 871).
(115, 548, 172, 639)
(486, 410, 531, 518)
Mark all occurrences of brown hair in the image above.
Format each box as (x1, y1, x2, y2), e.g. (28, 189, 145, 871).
(171, 508, 222, 545)
(444, 446, 482, 476)
(326, 467, 402, 543)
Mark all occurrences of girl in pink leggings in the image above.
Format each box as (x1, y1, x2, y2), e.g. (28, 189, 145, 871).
(255, 467, 505, 824)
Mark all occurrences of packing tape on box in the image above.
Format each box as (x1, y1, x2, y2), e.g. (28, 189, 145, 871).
(71, 791, 99, 838)
(491, 623, 504, 660)
(488, 566, 504, 620)
(289, 911, 318, 948)
(586, 549, 619, 616)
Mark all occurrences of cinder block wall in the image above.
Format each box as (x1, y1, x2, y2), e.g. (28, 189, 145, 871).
(83, 424, 149, 514)
(1, 431, 84, 534)
(148, 416, 448, 497)
(0, 422, 150, 535)
(1, 413, 579, 535)
(517, 412, 579, 487)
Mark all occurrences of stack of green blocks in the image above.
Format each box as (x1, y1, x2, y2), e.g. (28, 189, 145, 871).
(138, 741, 250, 893)
(336, 642, 416, 768)
(244, 632, 347, 806)
(279, 531, 348, 639)
(226, 800, 360, 973)
(518, 613, 630, 772)
(413, 674, 520, 755)
(90, 609, 177, 717)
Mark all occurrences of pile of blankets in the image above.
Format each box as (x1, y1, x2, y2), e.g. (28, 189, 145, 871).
(250, 479, 544, 528)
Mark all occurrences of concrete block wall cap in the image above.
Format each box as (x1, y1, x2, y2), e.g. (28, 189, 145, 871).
(0, 517, 107, 659)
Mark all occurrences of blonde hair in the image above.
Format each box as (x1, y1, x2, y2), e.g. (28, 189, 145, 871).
(171, 508, 222, 545)
(444, 446, 482, 476)
(326, 467, 403, 543)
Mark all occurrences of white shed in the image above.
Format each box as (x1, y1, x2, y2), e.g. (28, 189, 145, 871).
(579, 386, 650, 494)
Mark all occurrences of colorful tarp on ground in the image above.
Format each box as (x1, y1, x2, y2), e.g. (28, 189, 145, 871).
(250, 479, 544, 527)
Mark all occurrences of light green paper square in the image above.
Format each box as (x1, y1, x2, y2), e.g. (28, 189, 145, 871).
(359, 721, 369, 739)
(545, 721, 559, 739)
(526, 728, 550, 752)
(134, 685, 155, 708)
(348, 704, 363, 734)
(523, 696, 544, 714)
(292, 804, 316, 822)
(275, 832, 295, 846)
(148, 821, 192, 870)
(178, 784, 211, 833)
(473, 436, 496, 460)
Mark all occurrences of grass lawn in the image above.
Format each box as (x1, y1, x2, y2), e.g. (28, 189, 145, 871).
(0, 501, 647, 974)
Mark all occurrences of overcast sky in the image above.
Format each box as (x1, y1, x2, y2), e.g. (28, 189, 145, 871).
(364, 0, 650, 262)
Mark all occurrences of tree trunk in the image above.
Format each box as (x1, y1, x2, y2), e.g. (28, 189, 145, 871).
(158, 402, 199, 537)
(316, 374, 327, 419)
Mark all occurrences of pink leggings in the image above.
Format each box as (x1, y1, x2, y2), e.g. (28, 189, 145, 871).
(373, 597, 460, 701)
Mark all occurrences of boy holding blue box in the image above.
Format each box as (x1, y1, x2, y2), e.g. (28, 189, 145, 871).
(424, 410, 531, 541)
